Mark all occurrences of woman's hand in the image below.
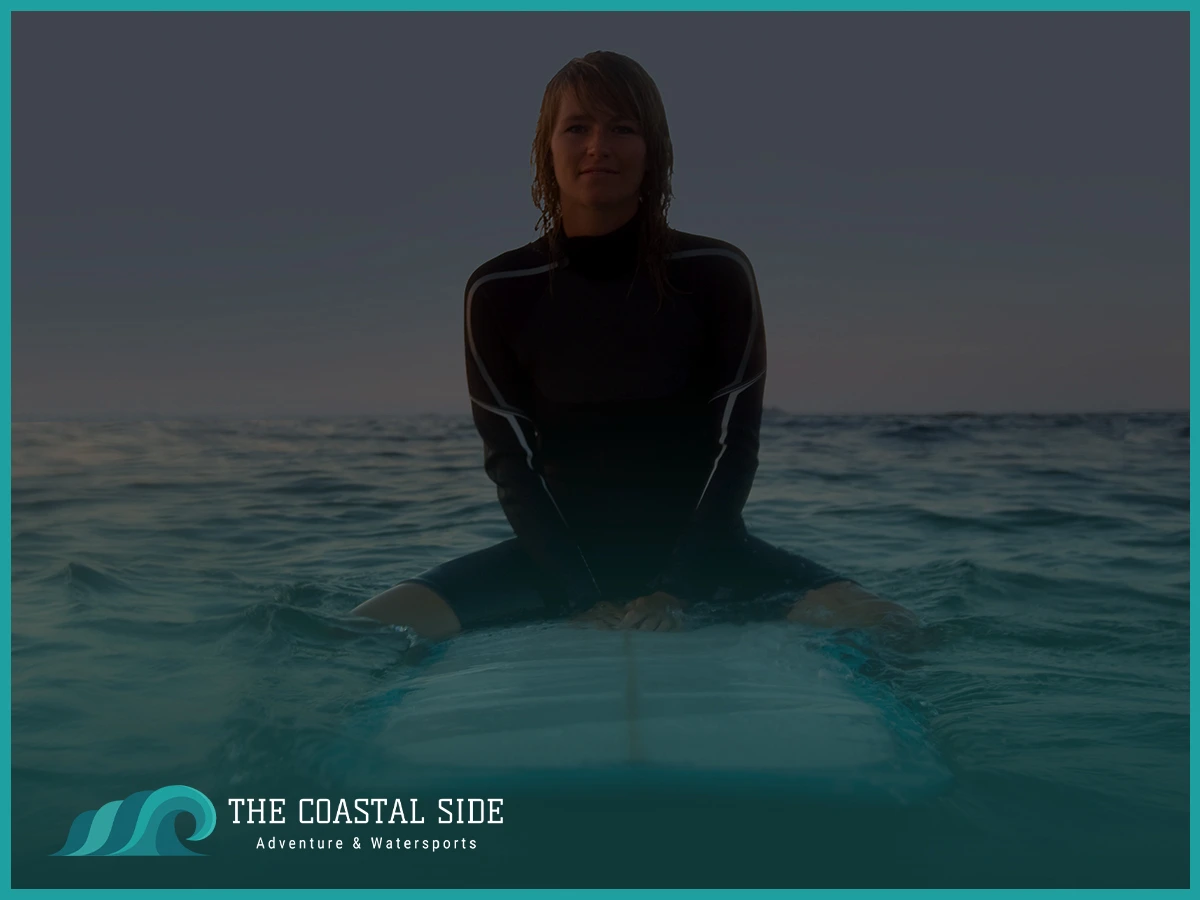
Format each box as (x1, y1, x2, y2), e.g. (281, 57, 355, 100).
(571, 592, 686, 631)
(617, 591, 686, 632)
(570, 600, 626, 629)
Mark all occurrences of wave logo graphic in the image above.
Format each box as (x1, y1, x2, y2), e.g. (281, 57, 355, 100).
(51, 785, 217, 857)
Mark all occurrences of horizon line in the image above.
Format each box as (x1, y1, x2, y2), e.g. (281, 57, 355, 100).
(10, 407, 1190, 424)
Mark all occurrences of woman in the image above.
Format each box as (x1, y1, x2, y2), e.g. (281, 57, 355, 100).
(354, 51, 914, 641)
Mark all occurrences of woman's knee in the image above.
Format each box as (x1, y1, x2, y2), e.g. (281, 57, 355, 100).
(352, 581, 462, 642)
(786, 581, 917, 629)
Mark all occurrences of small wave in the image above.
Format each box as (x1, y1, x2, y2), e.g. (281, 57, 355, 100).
(990, 506, 1135, 531)
(270, 581, 345, 609)
(125, 479, 241, 492)
(12, 497, 98, 513)
(1104, 492, 1188, 513)
(779, 467, 878, 484)
(901, 557, 1187, 611)
(224, 585, 379, 646)
(876, 423, 972, 443)
(266, 476, 376, 496)
(45, 562, 140, 596)
(1018, 467, 1102, 484)
(823, 506, 1016, 533)
(12, 530, 56, 545)
(1118, 530, 1189, 550)
(363, 498, 416, 511)
(238, 602, 353, 641)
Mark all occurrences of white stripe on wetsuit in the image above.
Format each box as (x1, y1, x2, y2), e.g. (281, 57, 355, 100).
(465, 262, 602, 597)
(668, 248, 764, 514)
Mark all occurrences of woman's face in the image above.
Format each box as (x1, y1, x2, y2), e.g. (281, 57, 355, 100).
(550, 88, 647, 221)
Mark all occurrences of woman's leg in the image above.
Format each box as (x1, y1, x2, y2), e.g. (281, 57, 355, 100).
(351, 581, 462, 641)
(714, 535, 916, 629)
(786, 580, 917, 629)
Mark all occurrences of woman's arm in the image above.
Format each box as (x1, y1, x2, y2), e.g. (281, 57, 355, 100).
(650, 249, 766, 601)
(464, 272, 605, 614)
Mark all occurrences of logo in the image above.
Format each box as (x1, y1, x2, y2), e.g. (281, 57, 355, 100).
(51, 785, 217, 857)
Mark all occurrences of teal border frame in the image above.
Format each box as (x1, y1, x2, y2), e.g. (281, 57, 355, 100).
(2, 3, 1193, 897)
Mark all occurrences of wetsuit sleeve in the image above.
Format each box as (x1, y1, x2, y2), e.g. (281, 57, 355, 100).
(464, 275, 604, 614)
(650, 252, 766, 601)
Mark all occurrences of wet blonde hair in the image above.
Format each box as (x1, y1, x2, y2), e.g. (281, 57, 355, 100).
(530, 50, 681, 309)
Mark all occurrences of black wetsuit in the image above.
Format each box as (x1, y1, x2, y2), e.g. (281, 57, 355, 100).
(403, 212, 848, 628)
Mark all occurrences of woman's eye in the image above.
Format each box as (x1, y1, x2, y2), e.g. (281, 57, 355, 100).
(564, 124, 636, 135)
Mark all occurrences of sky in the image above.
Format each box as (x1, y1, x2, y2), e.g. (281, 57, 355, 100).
(12, 12, 1188, 419)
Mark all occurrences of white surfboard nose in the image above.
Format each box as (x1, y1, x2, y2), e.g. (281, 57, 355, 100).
(342, 623, 951, 803)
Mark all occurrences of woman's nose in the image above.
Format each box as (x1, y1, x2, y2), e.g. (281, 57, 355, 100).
(585, 129, 613, 155)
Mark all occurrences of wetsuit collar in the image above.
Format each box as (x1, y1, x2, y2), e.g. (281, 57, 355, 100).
(559, 212, 641, 281)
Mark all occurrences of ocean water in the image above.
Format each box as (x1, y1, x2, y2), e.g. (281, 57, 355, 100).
(11, 411, 1189, 888)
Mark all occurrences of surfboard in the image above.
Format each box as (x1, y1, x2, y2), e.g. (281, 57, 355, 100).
(338, 622, 950, 804)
